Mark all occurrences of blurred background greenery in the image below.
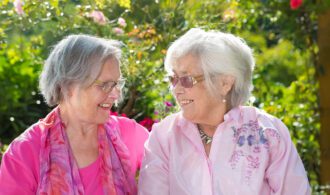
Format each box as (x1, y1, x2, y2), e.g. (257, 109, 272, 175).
(0, 0, 329, 193)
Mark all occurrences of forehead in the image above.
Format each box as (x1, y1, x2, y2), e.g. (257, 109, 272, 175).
(172, 54, 203, 75)
(98, 58, 121, 79)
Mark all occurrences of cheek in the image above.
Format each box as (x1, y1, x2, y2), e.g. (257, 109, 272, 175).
(196, 92, 213, 108)
(93, 93, 105, 103)
(80, 90, 104, 108)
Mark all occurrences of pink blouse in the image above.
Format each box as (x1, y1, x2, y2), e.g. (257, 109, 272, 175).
(79, 156, 102, 195)
(138, 106, 311, 195)
(0, 115, 149, 194)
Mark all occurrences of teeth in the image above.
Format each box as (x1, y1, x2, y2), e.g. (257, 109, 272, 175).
(180, 99, 193, 105)
(100, 103, 111, 108)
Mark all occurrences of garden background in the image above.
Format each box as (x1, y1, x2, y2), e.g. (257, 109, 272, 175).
(0, 0, 330, 194)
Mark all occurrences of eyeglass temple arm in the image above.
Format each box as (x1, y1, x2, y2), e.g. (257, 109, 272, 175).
(192, 75, 205, 84)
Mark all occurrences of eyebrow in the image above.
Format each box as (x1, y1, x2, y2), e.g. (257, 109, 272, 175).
(172, 70, 189, 76)
(98, 76, 124, 82)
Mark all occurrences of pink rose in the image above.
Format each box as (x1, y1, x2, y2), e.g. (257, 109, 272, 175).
(110, 111, 127, 117)
(223, 9, 235, 21)
(118, 17, 127, 27)
(113, 27, 124, 35)
(290, 0, 303, 10)
(13, 0, 24, 15)
(88, 10, 107, 25)
(164, 101, 173, 107)
(120, 113, 128, 118)
(139, 117, 155, 131)
(110, 111, 119, 116)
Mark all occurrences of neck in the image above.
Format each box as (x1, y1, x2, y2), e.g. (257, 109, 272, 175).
(59, 104, 98, 139)
(197, 104, 228, 137)
(197, 123, 218, 137)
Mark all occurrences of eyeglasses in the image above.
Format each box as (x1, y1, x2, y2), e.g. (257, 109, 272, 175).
(168, 75, 205, 88)
(94, 78, 126, 93)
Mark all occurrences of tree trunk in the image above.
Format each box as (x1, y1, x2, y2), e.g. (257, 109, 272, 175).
(318, 8, 330, 192)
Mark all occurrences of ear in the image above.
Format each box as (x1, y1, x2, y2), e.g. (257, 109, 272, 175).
(220, 75, 235, 96)
(65, 83, 78, 98)
(67, 87, 74, 97)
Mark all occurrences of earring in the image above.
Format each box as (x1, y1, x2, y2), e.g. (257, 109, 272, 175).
(221, 95, 227, 103)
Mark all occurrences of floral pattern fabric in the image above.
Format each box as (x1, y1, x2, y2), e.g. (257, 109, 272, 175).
(229, 119, 281, 184)
(138, 106, 310, 195)
(0, 105, 148, 195)
(36, 107, 136, 195)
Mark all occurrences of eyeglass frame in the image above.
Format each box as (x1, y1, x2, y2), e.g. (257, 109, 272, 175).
(168, 74, 205, 88)
(94, 78, 126, 93)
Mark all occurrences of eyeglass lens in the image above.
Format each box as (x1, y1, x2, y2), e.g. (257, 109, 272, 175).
(169, 76, 194, 88)
(99, 79, 125, 93)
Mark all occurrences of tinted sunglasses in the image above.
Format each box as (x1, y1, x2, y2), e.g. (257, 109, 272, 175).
(168, 75, 205, 88)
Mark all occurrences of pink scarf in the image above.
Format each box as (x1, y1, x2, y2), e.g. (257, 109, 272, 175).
(36, 107, 137, 194)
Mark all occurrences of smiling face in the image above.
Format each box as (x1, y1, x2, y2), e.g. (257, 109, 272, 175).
(65, 57, 121, 125)
(172, 54, 226, 125)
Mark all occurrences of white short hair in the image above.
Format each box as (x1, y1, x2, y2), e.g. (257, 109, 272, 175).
(164, 28, 255, 107)
(39, 34, 122, 106)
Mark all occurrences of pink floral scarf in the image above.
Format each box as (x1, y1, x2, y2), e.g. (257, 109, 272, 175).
(36, 107, 137, 194)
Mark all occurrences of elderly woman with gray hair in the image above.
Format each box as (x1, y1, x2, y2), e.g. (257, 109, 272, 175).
(138, 28, 310, 194)
(0, 35, 149, 194)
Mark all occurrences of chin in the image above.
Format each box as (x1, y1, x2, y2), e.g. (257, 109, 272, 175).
(96, 114, 110, 124)
(182, 111, 196, 122)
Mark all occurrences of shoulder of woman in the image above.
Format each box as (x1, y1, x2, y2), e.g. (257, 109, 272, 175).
(2, 122, 42, 174)
(109, 115, 149, 137)
(239, 106, 280, 124)
(149, 112, 181, 138)
(9, 122, 43, 152)
(238, 106, 290, 145)
(110, 115, 135, 127)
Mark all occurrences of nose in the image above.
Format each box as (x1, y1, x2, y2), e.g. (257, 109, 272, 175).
(172, 81, 184, 96)
(108, 87, 120, 99)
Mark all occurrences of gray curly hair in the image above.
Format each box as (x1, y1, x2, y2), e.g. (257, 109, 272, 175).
(165, 28, 255, 107)
(39, 34, 122, 106)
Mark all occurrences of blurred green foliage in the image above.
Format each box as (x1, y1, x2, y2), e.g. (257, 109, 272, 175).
(0, 0, 327, 192)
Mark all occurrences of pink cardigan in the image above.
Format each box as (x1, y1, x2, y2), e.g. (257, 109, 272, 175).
(138, 106, 311, 195)
(0, 113, 149, 194)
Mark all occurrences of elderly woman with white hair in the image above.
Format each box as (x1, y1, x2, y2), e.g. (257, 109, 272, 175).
(138, 28, 310, 194)
(0, 35, 149, 194)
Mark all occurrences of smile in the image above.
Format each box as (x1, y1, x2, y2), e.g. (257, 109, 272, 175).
(179, 99, 193, 106)
(99, 103, 112, 109)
